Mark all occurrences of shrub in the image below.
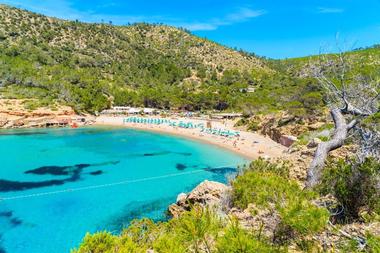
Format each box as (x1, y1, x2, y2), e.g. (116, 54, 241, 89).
(72, 232, 119, 253)
(232, 160, 329, 241)
(247, 120, 260, 131)
(241, 158, 290, 179)
(366, 233, 380, 253)
(319, 158, 380, 221)
(169, 206, 222, 253)
(216, 219, 283, 253)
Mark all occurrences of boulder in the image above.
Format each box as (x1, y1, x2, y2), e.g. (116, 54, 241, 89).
(279, 135, 297, 147)
(168, 180, 230, 218)
(176, 193, 187, 203)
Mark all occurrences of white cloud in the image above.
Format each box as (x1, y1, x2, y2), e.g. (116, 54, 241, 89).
(317, 7, 344, 14)
(179, 8, 266, 31)
(181, 23, 218, 31)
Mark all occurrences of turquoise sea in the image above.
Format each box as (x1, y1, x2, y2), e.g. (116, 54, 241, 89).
(0, 127, 247, 253)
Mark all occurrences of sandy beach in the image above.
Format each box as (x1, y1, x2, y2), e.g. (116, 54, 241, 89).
(95, 116, 287, 160)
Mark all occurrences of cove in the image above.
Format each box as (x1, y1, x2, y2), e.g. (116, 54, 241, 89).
(0, 126, 247, 253)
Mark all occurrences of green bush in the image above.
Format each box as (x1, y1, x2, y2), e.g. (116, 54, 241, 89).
(72, 232, 119, 253)
(215, 219, 283, 253)
(319, 158, 380, 221)
(247, 120, 260, 131)
(74, 207, 223, 253)
(366, 233, 380, 253)
(232, 160, 329, 240)
(169, 207, 222, 253)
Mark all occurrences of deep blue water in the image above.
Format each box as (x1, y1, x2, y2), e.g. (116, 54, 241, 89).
(0, 126, 247, 253)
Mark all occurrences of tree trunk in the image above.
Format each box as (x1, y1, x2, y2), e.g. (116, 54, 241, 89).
(305, 108, 349, 188)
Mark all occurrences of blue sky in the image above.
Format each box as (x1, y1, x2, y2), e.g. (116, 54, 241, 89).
(1, 0, 380, 58)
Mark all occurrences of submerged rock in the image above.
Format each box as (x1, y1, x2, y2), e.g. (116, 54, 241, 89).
(168, 180, 230, 218)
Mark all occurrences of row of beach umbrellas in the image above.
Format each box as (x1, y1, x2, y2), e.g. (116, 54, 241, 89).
(123, 117, 240, 137)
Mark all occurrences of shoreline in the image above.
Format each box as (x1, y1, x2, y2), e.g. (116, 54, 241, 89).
(94, 116, 287, 161)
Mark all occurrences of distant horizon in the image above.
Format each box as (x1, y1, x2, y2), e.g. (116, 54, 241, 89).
(1, 0, 380, 59)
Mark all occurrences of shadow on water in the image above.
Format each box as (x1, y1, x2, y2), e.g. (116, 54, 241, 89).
(204, 166, 236, 174)
(0, 132, 47, 136)
(24, 161, 119, 176)
(0, 235, 5, 253)
(89, 170, 103, 176)
(175, 163, 199, 171)
(196, 166, 237, 184)
(176, 163, 187, 170)
(0, 161, 119, 192)
(141, 151, 192, 157)
(0, 178, 72, 192)
(0, 210, 23, 229)
(106, 196, 176, 232)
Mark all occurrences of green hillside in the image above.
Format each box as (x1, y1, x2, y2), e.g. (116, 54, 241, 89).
(0, 4, 325, 115)
(0, 4, 267, 112)
(0, 4, 379, 115)
(270, 45, 380, 78)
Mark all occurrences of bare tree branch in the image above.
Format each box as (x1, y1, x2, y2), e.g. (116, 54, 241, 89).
(306, 108, 350, 187)
(306, 49, 380, 188)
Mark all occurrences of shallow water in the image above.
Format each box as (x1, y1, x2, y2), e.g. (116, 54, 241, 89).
(0, 126, 247, 253)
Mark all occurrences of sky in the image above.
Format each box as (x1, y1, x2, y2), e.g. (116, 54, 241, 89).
(1, 0, 380, 59)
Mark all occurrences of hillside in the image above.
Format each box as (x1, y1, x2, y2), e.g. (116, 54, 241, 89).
(0, 4, 273, 113)
(270, 45, 380, 78)
(1, 4, 379, 116)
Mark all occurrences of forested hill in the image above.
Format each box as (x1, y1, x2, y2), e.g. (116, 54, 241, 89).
(1, 4, 379, 115)
(0, 4, 272, 113)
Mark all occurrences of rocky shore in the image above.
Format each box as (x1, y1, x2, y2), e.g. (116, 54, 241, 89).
(0, 99, 94, 129)
(168, 179, 380, 252)
(168, 180, 282, 240)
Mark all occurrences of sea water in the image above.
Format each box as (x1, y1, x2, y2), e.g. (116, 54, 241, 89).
(0, 126, 247, 253)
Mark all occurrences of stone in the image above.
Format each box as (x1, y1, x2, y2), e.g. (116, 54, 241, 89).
(168, 180, 230, 218)
(279, 135, 297, 147)
(176, 193, 187, 203)
(307, 137, 322, 148)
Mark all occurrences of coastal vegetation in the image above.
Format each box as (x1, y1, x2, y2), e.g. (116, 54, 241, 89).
(73, 159, 380, 252)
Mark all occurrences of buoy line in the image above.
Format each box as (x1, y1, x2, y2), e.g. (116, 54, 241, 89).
(0, 169, 208, 201)
(0, 165, 238, 201)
